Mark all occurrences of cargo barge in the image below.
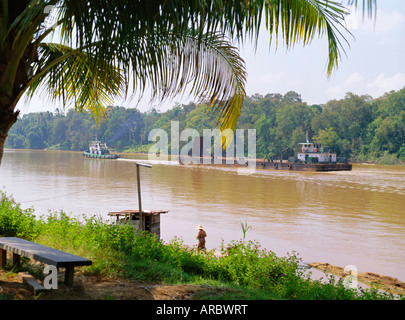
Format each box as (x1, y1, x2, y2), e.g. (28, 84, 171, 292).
(179, 158, 351, 171)
(179, 137, 352, 172)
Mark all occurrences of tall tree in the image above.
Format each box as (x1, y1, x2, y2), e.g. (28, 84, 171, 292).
(0, 0, 376, 164)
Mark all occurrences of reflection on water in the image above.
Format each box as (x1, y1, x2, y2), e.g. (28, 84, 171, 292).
(1, 149, 404, 281)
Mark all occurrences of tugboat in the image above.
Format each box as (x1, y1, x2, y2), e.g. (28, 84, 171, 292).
(83, 137, 120, 159)
(287, 138, 351, 171)
(260, 133, 351, 171)
(297, 138, 339, 164)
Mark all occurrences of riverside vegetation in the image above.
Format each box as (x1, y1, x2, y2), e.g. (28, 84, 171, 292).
(5, 88, 405, 164)
(0, 191, 401, 300)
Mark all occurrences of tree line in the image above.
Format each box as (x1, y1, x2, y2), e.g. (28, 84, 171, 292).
(5, 87, 405, 164)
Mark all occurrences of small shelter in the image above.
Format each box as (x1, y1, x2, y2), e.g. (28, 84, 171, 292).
(108, 162, 168, 238)
(108, 209, 168, 238)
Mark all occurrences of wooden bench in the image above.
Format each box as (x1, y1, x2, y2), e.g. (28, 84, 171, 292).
(0, 237, 92, 286)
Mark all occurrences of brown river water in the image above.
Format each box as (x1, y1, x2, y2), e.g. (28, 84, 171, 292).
(1, 149, 404, 281)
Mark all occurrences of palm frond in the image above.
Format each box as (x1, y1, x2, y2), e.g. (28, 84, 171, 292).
(25, 31, 246, 131)
(56, 0, 352, 76)
(346, 0, 377, 19)
(12, 0, 377, 131)
(26, 42, 126, 121)
(262, 0, 351, 75)
(135, 32, 247, 133)
(48, 0, 355, 134)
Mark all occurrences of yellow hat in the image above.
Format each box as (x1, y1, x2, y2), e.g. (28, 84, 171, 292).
(196, 225, 204, 230)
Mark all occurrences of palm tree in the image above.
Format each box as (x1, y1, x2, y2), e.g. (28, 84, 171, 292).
(0, 0, 376, 164)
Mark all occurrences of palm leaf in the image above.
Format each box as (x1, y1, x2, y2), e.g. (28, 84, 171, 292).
(12, 0, 377, 129)
(57, 0, 351, 76)
(347, 0, 377, 19)
(25, 31, 246, 130)
(142, 32, 247, 133)
(25, 42, 126, 121)
(51, 0, 353, 131)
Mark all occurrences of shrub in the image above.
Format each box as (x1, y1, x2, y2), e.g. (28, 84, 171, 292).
(0, 191, 40, 239)
(213, 239, 301, 288)
(126, 258, 186, 282)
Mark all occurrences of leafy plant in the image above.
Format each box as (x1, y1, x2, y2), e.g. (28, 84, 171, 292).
(240, 220, 252, 242)
(0, 191, 40, 239)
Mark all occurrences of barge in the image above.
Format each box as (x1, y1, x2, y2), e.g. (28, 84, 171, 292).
(179, 137, 352, 172)
(180, 158, 351, 171)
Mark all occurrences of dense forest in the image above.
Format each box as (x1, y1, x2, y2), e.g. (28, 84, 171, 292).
(5, 87, 405, 164)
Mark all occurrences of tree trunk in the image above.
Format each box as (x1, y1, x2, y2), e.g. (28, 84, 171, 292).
(0, 100, 20, 166)
(0, 0, 43, 165)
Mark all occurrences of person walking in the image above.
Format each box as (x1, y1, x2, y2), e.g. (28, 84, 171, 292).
(196, 225, 207, 250)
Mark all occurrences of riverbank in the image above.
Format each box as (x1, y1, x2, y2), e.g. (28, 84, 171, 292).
(0, 191, 402, 300)
(308, 262, 405, 296)
(1, 257, 404, 300)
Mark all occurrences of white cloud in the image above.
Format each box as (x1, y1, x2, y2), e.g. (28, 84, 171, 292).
(372, 10, 405, 35)
(346, 7, 405, 34)
(326, 72, 364, 100)
(326, 72, 405, 102)
(345, 72, 364, 85)
(367, 73, 405, 96)
(245, 72, 286, 94)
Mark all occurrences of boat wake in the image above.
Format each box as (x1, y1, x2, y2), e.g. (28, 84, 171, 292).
(117, 158, 179, 166)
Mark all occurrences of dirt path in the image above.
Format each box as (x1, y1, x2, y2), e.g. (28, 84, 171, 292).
(0, 269, 202, 300)
(308, 262, 405, 295)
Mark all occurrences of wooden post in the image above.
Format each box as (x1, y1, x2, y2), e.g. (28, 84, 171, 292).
(64, 266, 74, 286)
(135, 162, 152, 232)
(136, 164, 143, 231)
(0, 249, 6, 268)
(12, 253, 20, 268)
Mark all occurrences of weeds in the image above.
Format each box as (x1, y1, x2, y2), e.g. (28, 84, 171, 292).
(240, 220, 251, 242)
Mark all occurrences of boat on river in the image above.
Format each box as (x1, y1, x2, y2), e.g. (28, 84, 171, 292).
(274, 139, 352, 171)
(258, 139, 351, 171)
(83, 138, 120, 159)
(179, 137, 352, 172)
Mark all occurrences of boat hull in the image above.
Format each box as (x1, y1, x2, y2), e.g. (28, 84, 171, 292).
(179, 157, 352, 172)
(83, 151, 120, 159)
(260, 161, 352, 171)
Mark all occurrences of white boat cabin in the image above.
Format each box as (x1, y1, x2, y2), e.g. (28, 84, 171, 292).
(297, 142, 336, 163)
(89, 140, 110, 155)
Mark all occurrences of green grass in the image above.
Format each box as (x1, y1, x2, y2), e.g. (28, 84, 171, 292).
(0, 190, 402, 300)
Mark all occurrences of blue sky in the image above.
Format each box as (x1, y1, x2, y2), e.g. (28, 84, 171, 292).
(19, 0, 405, 114)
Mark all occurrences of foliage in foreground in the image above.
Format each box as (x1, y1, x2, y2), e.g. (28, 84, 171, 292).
(0, 191, 401, 300)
